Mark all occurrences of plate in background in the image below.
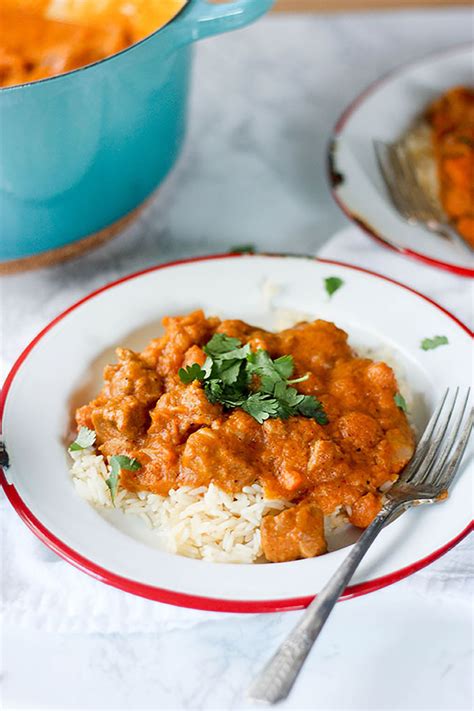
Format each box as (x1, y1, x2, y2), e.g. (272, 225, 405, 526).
(328, 44, 474, 277)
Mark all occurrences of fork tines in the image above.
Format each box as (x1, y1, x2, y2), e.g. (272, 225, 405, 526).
(373, 138, 474, 254)
(403, 387, 473, 493)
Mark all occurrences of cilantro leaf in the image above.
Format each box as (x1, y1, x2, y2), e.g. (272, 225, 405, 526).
(274, 383, 304, 407)
(204, 379, 225, 404)
(273, 355, 295, 379)
(421, 335, 449, 351)
(204, 333, 243, 356)
(247, 349, 278, 378)
(213, 343, 251, 362)
(107, 455, 141, 505)
(297, 396, 328, 424)
(69, 426, 96, 451)
(241, 393, 280, 424)
(324, 276, 344, 297)
(179, 333, 328, 426)
(247, 350, 295, 388)
(178, 363, 206, 384)
(273, 384, 304, 419)
(229, 244, 256, 254)
(219, 359, 245, 385)
(394, 392, 408, 412)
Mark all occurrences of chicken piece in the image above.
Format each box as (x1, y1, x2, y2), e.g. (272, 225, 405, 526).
(120, 438, 181, 495)
(262, 417, 324, 498)
(276, 320, 353, 377)
(337, 412, 383, 451)
(148, 382, 222, 444)
(261, 500, 327, 563)
(76, 348, 163, 444)
(182, 345, 207, 369)
(349, 492, 382, 528)
(179, 410, 263, 491)
(141, 310, 219, 379)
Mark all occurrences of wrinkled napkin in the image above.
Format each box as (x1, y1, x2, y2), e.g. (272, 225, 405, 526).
(1, 225, 472, 632)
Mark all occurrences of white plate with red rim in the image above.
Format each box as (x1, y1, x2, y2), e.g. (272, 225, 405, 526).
(1, 254, 472, 612)
(328, 44, 474, 278)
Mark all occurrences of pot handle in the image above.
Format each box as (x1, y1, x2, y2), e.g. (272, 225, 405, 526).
(173, 0, 274, 43)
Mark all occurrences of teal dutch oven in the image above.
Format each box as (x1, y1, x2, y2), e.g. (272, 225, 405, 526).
(0, 0, 273, 270)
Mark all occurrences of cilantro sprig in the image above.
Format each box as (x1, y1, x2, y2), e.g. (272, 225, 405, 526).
(178, 333, 328, 426)
(107, 455, 141, 505)
(69, 426, 96, 451)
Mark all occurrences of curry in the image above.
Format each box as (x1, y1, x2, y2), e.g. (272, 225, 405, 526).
(75, 311, 415, 563)
(426, 86, 474, 248)
(0, 0, 186, 87)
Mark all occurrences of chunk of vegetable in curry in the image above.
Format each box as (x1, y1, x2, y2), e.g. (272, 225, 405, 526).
(75, 311, 415, 563)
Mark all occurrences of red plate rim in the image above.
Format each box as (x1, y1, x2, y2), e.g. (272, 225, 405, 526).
(327, 43, 474, 279)
(1, 252, 472, 613)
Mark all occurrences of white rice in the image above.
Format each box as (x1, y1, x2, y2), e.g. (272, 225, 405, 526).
(69, 449, 293, 563)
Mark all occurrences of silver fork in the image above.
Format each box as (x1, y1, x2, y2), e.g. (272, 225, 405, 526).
(373, 138, 473, 255)
(248, 388, 473, 705)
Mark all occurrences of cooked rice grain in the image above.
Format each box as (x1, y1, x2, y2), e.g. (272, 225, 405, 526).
(69, 449, 291, 563)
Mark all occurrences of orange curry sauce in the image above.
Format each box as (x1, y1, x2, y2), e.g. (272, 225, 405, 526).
(426, 86, 474, 248)
(0, 0, 185, 87)
(76, 311, 415, 562)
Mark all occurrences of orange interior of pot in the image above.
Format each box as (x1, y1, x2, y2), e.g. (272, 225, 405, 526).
(0, 0, 186, 87)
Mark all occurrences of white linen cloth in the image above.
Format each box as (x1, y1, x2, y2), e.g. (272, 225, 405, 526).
(1, 226, 472, 633)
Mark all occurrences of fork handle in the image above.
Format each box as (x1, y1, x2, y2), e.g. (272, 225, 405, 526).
(248, 501, 406, 704)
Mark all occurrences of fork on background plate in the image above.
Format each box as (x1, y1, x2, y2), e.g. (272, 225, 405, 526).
(248, 387, 473, 705)
(373, 138, 473, 255)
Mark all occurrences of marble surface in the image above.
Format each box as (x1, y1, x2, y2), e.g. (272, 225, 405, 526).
(1, 7, 473, 710)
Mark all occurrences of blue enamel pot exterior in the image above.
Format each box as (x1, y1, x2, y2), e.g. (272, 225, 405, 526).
(0, 0, 273, 263)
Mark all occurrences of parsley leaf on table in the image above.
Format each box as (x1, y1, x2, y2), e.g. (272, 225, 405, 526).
(107, 455, 141, 506)
(324, 276, 344, 297)
(69, 426, 96, 451)
(421, 335, 449, 351)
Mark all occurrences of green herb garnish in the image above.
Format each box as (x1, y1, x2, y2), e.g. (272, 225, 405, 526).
(69, 426, 96, 451)
(421, 335, 449, 351)
(241, 392, 280, 424)
(458, 136, 474, 148)
(229, 244, 256, 254)
(178, 363, 206, 384)
(107, 455, 141, 505)
(179, 333, 328, 425)
(324, 276, 344, 297)
(394, 392, 408, 412)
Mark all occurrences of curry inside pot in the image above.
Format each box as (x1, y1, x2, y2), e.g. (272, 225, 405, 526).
(0, 0, 187, 87)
